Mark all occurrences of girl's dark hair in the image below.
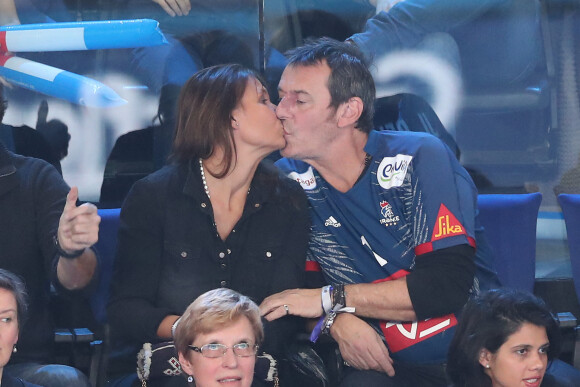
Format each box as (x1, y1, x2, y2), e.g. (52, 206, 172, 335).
(170, 63, 264, 178)
(0, 269, 28, 331)
(447, 288, 560, 387)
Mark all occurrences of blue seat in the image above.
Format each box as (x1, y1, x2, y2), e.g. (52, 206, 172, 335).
(91, 208, 121, 325)
(477, 193, 542, 292)
(558, 194, 580, 301)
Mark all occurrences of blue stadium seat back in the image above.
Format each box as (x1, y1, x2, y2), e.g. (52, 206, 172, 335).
(90, 208, 121, 325)
(477, 193, 542, 292)
(558, 194, 580, 301)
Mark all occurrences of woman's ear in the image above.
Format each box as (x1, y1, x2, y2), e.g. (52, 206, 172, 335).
(231, 116, 240, 130)
(179, 351, 194, 376)
(479, 349, 492, 368)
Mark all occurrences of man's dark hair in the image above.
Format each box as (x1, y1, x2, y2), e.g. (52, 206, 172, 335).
(285, 37, 375, 133)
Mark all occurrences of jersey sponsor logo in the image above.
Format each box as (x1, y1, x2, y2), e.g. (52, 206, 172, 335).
(431, 204, 466, 241)
(377, 154, 413, 189)
(324, 216, 341, 228)
(379, 201, 400, 226)
(288, 166, 316, 190)
(381, 314, 458, 353)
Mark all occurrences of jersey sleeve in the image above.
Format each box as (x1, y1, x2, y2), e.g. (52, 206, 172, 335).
(409, 135, 478, 256)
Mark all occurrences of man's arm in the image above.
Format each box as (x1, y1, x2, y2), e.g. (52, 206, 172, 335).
(348, 0, 507, 63)
(55, 187, 100, 290)
(261, 245, 474, 322)
(348, 245, 475, 321)
(260, 277, 414, 321)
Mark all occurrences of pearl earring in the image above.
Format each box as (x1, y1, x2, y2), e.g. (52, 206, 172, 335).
(486, 364, 490, 369)
(12, 346, 17, 353)
(187, 375, 193, 383)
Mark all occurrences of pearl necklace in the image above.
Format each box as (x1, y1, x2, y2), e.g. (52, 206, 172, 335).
(199, 158, 251, 200)
(199, 158, 211, 199)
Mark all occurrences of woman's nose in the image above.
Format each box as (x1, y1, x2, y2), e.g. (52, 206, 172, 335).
(276, 97, 289, 118)
(529, 352, 546, 372)
(222, 348, 239, 368)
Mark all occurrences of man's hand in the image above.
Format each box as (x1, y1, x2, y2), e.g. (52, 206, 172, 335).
(260, 288, 323, 321)
(57, 187, 100, 254)
(152, 0, 191, 17)
(331, 313, 395, 376)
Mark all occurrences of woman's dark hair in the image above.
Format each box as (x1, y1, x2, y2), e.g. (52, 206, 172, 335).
(285, 37, 375, 133)
(447, 288, 560, 387)
(0, 269, 28, 331)
(170, 63, 265, 178)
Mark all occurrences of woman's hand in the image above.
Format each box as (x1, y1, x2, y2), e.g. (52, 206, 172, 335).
(260, 288, 323, 321)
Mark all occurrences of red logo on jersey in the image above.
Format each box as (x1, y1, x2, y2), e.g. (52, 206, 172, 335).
(432, 204, 465, 241)
(381, 314, 458, 353)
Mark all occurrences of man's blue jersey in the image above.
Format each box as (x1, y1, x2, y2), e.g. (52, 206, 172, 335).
(277, 130, 499, 364)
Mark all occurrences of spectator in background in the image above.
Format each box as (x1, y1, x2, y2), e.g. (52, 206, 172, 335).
(114, 0, 259, 93)
(0, 268, 41, 387)
(36, 100, 71, 162)
(346, 0, 542, 133)
(447, 289, 560, 387)
(0, 81, 101, 387)
(0, 84, 61, 173)
(349, 0, 542, 90)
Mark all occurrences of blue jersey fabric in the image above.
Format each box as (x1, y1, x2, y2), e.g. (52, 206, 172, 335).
(276, 130, 499, 364)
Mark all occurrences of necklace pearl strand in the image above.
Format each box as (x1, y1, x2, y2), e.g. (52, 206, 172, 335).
(199, 158, 211, 199)
(199, 158, 252, 202)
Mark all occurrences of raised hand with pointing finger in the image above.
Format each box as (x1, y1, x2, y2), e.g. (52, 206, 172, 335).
(56, 186, 100, 257)
(54, 186, 100, 291)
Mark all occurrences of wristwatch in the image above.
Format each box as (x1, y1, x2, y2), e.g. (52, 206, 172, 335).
(53, 235, 85, 259)
(321, 310, 338, 336)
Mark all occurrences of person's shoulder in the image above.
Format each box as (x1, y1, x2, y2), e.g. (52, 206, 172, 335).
(372, 129, 440, 142)
(11, 151, 62, 180)
(274, 157, 310, 174)
(259, 160, 308, 205)
(259, 159, 299, 188)
(136, 163, 181, 186)
(370, 129, 447, 155)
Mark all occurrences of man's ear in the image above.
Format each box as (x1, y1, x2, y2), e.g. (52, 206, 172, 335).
(337, 97, 364, 128)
